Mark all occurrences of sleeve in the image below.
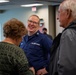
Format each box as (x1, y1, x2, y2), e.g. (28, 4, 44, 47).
(19, 38, 25, 49)
(13, 48, 34, 75)
(41, 36, 53, 71)
(58, 30, 76, 75)
(42, 36, 53, 55)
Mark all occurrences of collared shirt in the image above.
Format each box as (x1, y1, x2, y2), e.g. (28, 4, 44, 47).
(20, 30, 52, 71)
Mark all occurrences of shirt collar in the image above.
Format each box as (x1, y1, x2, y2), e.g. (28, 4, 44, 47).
(25, 30, 40, 41)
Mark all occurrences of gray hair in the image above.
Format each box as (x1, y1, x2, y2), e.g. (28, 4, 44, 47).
(60, 0, 76, 19)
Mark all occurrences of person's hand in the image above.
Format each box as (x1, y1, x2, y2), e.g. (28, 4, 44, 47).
(36, 68, 48, 75)
(29, 67, 35, 75)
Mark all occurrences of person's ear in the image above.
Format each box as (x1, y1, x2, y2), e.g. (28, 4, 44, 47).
(66, 9, 72, 19)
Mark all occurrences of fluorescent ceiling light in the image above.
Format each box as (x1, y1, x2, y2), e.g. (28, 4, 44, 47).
(0, 0, 9, 3)
(21, 3, 43, 7)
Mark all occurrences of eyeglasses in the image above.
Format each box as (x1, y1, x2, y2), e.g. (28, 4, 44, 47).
(28, 20, 39, 25)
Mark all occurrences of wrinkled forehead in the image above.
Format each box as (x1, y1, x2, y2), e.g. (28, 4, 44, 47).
(58, 3, 66, 13)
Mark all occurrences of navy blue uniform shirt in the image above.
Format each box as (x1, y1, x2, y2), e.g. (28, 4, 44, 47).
(20, 30, 52, 71)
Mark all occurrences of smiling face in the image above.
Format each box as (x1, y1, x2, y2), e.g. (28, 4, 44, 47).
(27, 15, 40, 35)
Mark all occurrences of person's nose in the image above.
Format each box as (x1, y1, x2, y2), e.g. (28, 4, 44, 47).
(57, 13, 59, 20)
(30, 21, 34, 25)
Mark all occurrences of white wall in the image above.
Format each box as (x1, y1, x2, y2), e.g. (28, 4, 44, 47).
(49, 6, 55, 38)
(36, 6, 49, 29)
(0, 5, 62, 40)
(0, 6, 50, 41)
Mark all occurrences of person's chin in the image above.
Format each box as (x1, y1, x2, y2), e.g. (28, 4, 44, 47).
(60, 24, 62, 27)
(28, 29, 33, 31)
(60, 24, 63, 27)
(29, 30, 34, 33)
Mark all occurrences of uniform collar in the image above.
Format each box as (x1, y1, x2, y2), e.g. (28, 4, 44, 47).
(25, 30, 40, 41)
(35, 30, 40, 36)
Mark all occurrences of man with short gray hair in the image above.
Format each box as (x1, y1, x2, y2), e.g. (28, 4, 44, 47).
(49, 0, 76, 75)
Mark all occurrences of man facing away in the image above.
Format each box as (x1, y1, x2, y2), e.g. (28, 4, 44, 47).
(20, 15, 52, 75)
(49, 0, 76, 75)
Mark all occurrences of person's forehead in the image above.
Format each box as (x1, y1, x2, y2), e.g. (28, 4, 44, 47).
(58, 6, 62, 11)
(29, 16, 39, 20)
(58, 7, 65, 13)
(29, 16, 38, 19)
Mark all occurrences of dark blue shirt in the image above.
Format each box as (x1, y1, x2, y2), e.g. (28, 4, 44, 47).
(20, 31, 52, 71)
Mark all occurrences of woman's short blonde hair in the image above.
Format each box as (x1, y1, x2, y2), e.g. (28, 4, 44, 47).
(3, 18, 27, 39)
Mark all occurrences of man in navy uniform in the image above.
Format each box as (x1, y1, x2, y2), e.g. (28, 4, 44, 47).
(20, 15, 52, 75)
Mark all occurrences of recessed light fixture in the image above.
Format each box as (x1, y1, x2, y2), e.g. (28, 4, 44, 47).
(0, 0, 9, 3)
(21, 3, 43, 7)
